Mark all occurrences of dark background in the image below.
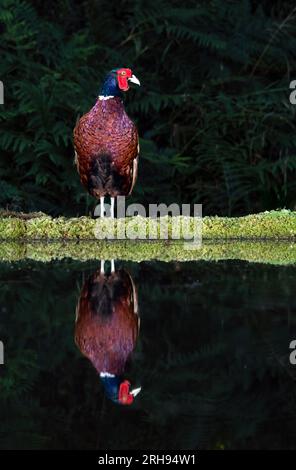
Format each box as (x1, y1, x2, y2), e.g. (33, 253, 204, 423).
(1, 0, 296, 216)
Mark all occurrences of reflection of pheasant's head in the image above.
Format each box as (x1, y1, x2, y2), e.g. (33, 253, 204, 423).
(100, 374, 141, 405)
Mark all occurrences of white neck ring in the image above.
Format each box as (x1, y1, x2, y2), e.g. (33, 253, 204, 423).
(98, 95, 114, 101)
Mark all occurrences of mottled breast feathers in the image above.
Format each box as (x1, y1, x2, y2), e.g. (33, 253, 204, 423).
(73, 97, 139, 198)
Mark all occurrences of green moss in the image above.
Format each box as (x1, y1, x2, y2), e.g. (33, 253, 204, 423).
(0, 210, 296, 241)
(0, 240, 296, 265)
(202, 210, 296, 239)
(25, 216, 97, 239)
(0, 217, 26, 239)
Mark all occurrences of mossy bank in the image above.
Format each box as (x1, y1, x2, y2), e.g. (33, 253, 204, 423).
(0, 210, 296, 241)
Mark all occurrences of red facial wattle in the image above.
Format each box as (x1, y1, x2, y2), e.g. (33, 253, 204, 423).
(119, 380, 134, 405)
(117, 68, 132, 92)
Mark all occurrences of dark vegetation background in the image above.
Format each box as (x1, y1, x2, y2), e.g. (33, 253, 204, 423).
(1, 0, 296, 216)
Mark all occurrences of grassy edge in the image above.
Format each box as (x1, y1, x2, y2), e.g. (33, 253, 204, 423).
(0, 210, 296, 241)
(0, 240, 296, 265)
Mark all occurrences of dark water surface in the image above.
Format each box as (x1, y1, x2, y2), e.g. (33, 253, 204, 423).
(0, 259, 296, 450)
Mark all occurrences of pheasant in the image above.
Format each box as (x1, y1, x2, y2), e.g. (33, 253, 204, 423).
(73, 68, 140, 217)
(74, 262, 141, 405)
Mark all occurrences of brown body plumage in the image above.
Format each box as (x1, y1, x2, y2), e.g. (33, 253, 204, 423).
(73, 97, 139, 198)
(75, 269, 139, 375)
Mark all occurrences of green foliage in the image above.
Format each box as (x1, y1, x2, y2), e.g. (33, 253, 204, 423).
(0, 0, 98, 214)
(0, 0, 296, 215)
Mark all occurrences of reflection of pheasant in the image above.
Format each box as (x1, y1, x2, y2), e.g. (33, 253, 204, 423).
(73, 68, 140, 217)
(75, 262, 140, 405)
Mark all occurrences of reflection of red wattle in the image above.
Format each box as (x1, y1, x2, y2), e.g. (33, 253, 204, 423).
(119, 380, 134, 405)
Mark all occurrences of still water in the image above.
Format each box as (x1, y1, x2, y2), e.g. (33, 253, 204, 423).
(0, 258, 295, 450)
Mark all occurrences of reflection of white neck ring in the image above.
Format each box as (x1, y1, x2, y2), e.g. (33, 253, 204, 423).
(100, 372, 115, 377)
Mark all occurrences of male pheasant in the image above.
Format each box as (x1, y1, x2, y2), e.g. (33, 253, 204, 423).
(73, 68, 140, 217)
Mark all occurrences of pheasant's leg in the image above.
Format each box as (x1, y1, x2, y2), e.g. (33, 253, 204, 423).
(100, 260, 105, 275)
(110, 197, 115, 218)
(111, 259, 115, 273)
(100, 196, 105, 218)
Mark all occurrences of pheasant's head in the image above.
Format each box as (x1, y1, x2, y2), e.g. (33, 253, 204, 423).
(99, 68, 140, 98)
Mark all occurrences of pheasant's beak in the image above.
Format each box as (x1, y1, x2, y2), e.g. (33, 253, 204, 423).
(128, 75, 141, 86)
(130, 387, 141, 397)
